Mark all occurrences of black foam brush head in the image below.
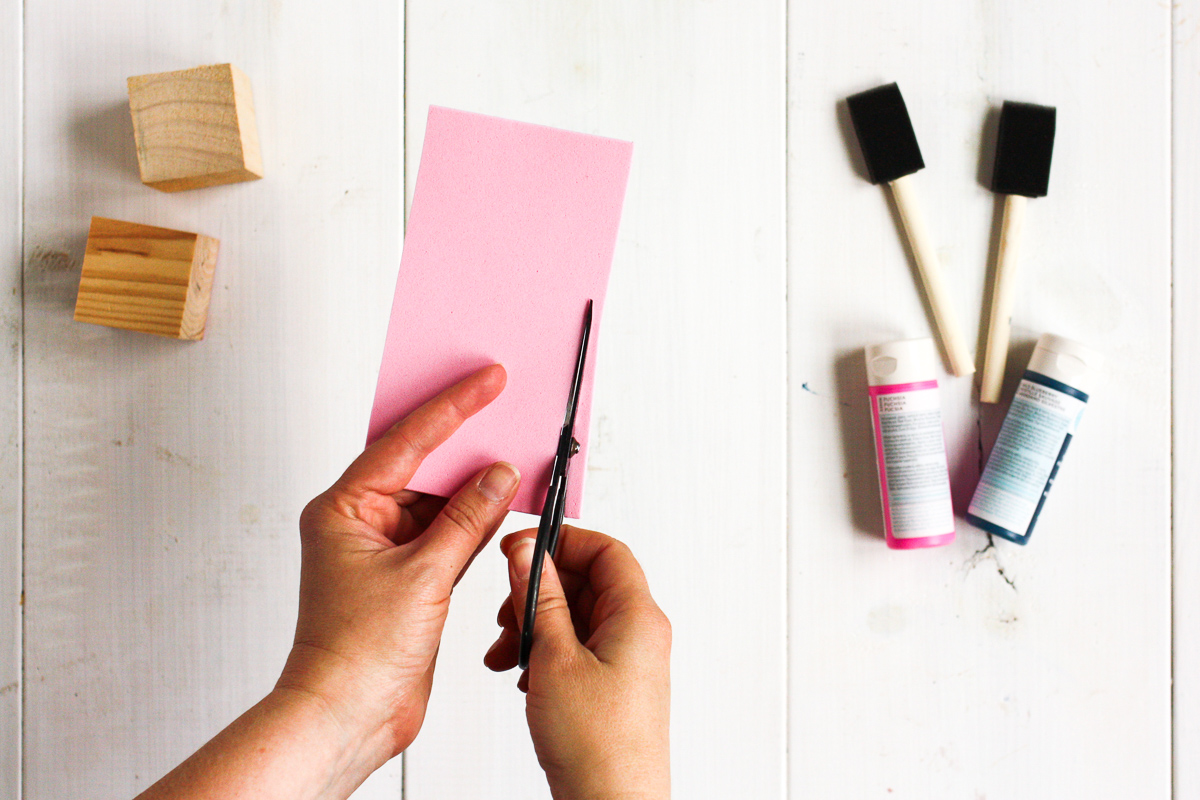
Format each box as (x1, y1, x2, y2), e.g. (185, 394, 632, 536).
(846, 83, 925, 185)
(992, 101, 1056, 197)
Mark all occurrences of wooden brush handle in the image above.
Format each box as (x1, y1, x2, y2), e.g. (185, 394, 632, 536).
(887, 174, 975, 377)
(980, 194, 1028, 402)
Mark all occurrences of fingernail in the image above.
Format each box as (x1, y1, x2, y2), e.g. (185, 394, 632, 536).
(511, 537, 534, 579)
(478, 462, 519, 503)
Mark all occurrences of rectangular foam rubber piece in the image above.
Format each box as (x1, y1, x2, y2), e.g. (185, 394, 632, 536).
(992, 100, 1056, 197)
(367, 107, 633, 518)
(846, 82, 924, 185)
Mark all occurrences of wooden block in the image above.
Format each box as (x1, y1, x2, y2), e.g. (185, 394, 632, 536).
(74, 217, 219, 340)
(127, 63, 263, 192)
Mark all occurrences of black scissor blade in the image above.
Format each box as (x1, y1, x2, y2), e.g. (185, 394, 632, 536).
(562, 299, 593, 428)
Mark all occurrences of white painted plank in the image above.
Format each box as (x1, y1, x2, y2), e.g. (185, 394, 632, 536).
(0, 0, 22, 796)
(403, 2, 787, 798)
(789, 2, 1171, 797)
(1174, 2, 1199, 795)
(22, 2, 400, 797)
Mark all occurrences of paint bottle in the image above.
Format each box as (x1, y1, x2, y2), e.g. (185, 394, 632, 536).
(866, 338, 956, 549)
(966, 333, 1100, 545)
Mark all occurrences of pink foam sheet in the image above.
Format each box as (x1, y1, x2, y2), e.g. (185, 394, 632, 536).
(367, 106, 633, 517)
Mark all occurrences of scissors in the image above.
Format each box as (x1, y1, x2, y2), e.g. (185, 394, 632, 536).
(519, 299, 593, 670)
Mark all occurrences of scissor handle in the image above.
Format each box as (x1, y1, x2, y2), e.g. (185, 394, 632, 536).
(519, 472, 566, 670)
(547, 438, 578, 557)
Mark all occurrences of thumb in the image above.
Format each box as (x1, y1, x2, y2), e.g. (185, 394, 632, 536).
(509, 537, 578, 661)
(413, 462, 520, 584)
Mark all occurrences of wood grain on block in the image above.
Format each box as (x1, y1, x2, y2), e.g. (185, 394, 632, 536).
(73, 217, 218, 340)
(127, 63, 263, 192)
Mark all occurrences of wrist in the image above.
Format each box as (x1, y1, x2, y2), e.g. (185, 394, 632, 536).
(275, 643, 403, 770)
(548, 759, 670, 800)
(134, 685, 397, 800)
(234, 690, 393, 800)
(556, 789, 669, 800)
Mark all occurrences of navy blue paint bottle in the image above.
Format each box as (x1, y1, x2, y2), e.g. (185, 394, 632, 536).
(966, 334, 1101, 545)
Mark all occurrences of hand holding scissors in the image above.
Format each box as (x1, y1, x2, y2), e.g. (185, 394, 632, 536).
(490, 525, 672, 800)
(519, 299, 593, 669)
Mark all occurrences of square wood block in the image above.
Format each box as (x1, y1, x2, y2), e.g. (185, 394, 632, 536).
(74, 217, 219, 340)
(127, 63, 263, 192)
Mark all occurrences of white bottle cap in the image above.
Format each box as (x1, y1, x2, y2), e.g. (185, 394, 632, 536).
(1027, 333, 1102, 396)
(865, 337, 939, 387)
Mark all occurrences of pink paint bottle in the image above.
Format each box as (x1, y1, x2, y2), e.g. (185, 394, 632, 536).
(865, 338, 956, 549)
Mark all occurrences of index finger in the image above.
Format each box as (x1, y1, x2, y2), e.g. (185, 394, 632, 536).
(337, 364, 506, 497)
(501, 525, 653, 605)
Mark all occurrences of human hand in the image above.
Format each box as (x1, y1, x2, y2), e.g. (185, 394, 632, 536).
(485, 526, 671, 800)
(279, 364, 521, 770)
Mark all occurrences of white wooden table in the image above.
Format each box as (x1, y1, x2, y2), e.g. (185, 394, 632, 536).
(1, 1, 1193, 797)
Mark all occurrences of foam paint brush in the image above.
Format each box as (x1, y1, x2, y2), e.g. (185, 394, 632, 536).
(979, 100, 1056, 402)
(847, 83, 974, 376)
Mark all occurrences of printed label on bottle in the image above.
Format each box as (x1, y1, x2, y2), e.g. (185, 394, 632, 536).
(968, 371, 1088, 537)
(870, 382, 955, 539)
